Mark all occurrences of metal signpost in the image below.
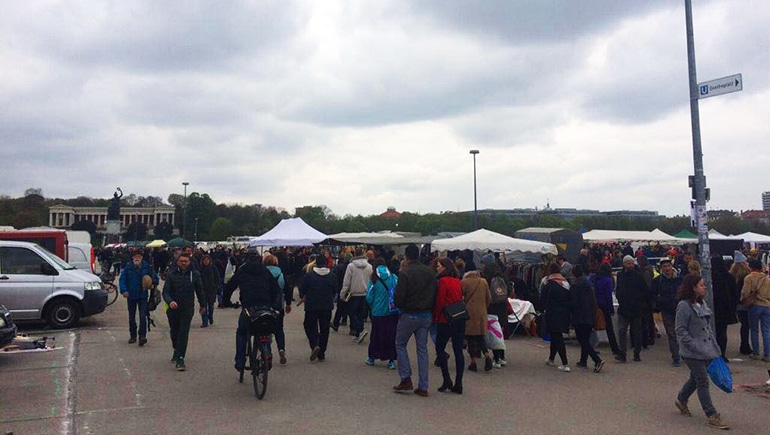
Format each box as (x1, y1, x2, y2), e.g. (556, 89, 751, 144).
(684, 0, 743, 327)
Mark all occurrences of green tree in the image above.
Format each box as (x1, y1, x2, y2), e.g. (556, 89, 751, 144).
(209, 217, 235, 241)
(125, 222, 148, 241)
(154, 221, 174, 241)
(71, 219, 97, 237)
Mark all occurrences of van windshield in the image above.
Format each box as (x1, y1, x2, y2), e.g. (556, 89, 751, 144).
(38, 247, 76, 270)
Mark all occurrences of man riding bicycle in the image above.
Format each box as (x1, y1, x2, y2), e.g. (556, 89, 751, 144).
(225, 248, 282, 371)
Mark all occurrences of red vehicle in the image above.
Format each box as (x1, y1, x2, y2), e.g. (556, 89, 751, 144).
(0, 229, 69, 262)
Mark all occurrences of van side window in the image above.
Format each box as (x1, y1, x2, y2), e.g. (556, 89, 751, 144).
(0, 247, 47, 275)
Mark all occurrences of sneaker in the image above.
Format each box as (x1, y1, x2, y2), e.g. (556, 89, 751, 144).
(576, 362, 588, 369)
(749, 354, 760, 361)
(365, 357, 375, 366)
(357, 330, 369, 344)
(128, 337, 137, 344)
(138, 337, 147, 347)
(492, 362, 502, 369)
(393, 378, 414, 393)
(675, 399, 692, 416)
(279, 349, 287, 365)
(673, 358, 681, 367)
(499, 359, 507, 367)
(200, 324, 208, 328)
(545, 359, 555, 366)
(175, 357, 186, 371)
(310, 346, 320, 362)
(413, 389, 429, 397)
(484, 356, 493, 372)
(558, 365, 571, 373)
(615, 354, 627, 363)
(707, 413, 729, 430)
(594, 360, 605, 373)
(317, 356, 325, 362)
(387, 360, 396, 370)
(234, 363, 245, 372)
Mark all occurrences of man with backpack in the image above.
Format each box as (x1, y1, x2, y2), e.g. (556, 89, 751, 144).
(119, 250, 158, 347)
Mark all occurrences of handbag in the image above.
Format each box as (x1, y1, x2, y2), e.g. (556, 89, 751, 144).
(594, 307, 607, 331)
(707, 357, 733, 393)
(443, 300, 469, 323)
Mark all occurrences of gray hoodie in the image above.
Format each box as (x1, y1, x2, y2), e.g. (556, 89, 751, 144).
(342, 257, 372, 297)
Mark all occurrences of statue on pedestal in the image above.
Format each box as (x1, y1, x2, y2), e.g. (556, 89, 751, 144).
(107, 188, 123, 221)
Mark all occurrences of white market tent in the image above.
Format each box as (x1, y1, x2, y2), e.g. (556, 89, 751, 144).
(732, 231, 770, 244)
(708, 229, 742, 241)
(247, 217, 327, 247)
(582, 229, 686, 244)
(431, 228, 558, 255)
(326, 232, 405, 244)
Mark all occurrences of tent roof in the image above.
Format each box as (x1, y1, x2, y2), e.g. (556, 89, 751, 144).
(325, 232, 435, 245)
(732, 231, 770, 243)
(708, 229, 743, 241)
(430, 228, 557, 255)
(674, 230, 697, 239)
(248, 218, 327, 247)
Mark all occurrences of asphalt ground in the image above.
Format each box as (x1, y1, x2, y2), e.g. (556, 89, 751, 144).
(2, 291, 769, 435)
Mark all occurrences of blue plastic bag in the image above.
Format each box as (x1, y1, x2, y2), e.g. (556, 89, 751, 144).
(707, 357, 733, 393)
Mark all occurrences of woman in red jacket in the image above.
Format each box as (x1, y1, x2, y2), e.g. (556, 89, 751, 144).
(433, 257, 465, 394)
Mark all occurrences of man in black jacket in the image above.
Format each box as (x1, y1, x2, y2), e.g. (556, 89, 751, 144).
(331, 253, 352, 332)
(615, 256, 648, 363)
(225, 250, 282, 371)
(651, 258, 683, 366)
(162, 254, 205, 371)
(392, 244, 437, 397)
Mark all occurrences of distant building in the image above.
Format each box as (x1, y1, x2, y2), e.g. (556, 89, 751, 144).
(471, 207, 662, 221)
(380, 206, 401, 218)
(707, 209, 739, 219)
(741, 209, 770, 224)
(49, 204, 176, 234)
(763, 191, 770, 211)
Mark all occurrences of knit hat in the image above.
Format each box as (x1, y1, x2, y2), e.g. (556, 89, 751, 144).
(481, 253, 495, 266)
(733, 251, 747, 264)
(622, 255, 635, 263)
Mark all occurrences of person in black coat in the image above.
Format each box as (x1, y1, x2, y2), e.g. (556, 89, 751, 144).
(615, 256, 648, 362)
(299, 260, 339, 362)
(571, 266, 605, 372)
(711, 256, 738, 360)
(540, 264, 572, 371)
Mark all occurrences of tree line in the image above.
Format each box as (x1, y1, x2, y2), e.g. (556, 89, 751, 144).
(2, 188, 769, 243)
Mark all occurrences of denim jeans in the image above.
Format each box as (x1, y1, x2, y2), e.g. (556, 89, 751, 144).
(661, 312, 680, 360)
(200, 299, 215, 326)
(235, 312, 274, 367)
(127, 298, 148, 338)
(748, 305, 770, 358)
(678, 358, 717, 417)
(347, 296, 366, 336)
(436, 321, 466, 385)
(396, 313, 432, 391)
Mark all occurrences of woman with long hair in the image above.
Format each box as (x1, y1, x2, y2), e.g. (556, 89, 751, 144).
(461, 269, 494, 372)
(591, 263, 620, 355)
(674, 274, 728, 430)
(264, 253, 290, 364)
(364, 258, 399, 369)
(432, 257, 465, 394)
(729, 258, 753, 355)
(541, 263, 572, 372)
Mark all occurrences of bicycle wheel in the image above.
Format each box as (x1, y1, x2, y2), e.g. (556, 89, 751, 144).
(252, 338, 268, 399)
(239, 337, 251, 384)
(105, 283, 119, 306)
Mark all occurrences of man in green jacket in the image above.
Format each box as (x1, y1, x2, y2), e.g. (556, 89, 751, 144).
(163, 254, 206, 371)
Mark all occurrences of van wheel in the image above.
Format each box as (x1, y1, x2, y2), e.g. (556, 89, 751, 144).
(46, 299, 81, 329)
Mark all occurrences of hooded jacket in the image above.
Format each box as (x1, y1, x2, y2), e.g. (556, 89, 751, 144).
(199, 262, 221, 301)
(224, 260, 281, 310)
(366, 265, 398, 317)
(342, 257, 373, 297)
(652, 271, 682, 315)
(300, 266, 338, 312)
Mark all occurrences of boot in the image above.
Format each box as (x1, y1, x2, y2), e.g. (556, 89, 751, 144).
(450, 380, 463, 395)
(438, 377, 453, 393)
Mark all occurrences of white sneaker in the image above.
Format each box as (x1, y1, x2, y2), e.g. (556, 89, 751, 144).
(499, 359, 508, 367)
(558, 365, 571, 373)
(545, 359, 555, 366)
(493, 362, 502, 369)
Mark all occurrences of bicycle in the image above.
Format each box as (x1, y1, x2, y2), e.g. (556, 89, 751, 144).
(238, 307, 278, 399)
(99, 272, 119, 306)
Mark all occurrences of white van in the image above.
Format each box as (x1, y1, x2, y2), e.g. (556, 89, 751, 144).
(0, 240, 108, 329)
(68, 242, 95, 273)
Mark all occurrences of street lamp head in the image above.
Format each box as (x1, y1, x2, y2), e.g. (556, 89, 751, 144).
(182, 182, 189, 186)
(469, 149, 479, 155)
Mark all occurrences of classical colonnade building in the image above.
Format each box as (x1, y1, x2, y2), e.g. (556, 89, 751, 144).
(49, 204, 176, 232)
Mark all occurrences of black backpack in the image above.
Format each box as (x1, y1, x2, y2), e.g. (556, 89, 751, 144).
(490, 276, 509, 304)
(147, 287, 162, 312)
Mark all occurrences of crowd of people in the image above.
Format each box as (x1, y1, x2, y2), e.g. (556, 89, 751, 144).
(107, 241, 770, 430)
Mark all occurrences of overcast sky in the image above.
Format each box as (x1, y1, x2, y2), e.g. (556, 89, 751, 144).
(2, 1, 768, 218)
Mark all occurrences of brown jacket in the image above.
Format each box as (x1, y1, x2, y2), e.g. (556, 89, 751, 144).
(462, 271, 491, 336)
(741, 271, 770, 308)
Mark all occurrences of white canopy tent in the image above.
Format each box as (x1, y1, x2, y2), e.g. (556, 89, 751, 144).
(325, 232, 405, 244)
(582, 229, 686, 244)
(431, 228, 557, 255)
(733, 231, 770, 244)
(247, 217, 327, 247)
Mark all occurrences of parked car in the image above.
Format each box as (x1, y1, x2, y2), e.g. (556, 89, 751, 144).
(0, 303, 17, 348)
(0, 240, 108, 329)
(68, 242, 95, 273)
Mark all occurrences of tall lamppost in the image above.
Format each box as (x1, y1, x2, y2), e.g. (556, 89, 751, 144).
(469, 149, 479, 229)
(182, 181, 189, 238)
(194, 218, 199, 242)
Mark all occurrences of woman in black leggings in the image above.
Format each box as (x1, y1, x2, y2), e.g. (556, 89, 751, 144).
(540, 263, 572, 372)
